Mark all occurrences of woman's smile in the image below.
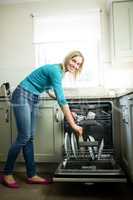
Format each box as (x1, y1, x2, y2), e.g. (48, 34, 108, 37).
(66, 56, 83, 73)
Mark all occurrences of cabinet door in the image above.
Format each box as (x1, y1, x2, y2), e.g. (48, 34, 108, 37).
(119, 94, 133, 182)
(112, 1, 133, 61)
(0, 101, 11, 161)
(11, 100, 64, 162)
(127, 96, 133, 180)
(120, 104, 129, 166)
(35, 100, 63, 162)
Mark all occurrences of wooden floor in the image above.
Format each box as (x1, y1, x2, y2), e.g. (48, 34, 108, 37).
(0, 172, 133, 200)
(0, 163, 133, 200)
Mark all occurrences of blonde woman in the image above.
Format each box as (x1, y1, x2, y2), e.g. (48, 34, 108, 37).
(2, 50, 84, 188)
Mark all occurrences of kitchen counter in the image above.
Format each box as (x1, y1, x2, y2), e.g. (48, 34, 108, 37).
(117, 90, 133, 98)
(1, 88, 133, 101)
(39, 87, 133, 100)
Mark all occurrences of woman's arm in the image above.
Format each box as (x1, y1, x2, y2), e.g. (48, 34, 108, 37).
(47, 90, 56, 100)
(61, 104, 83, 136)
(47, 65, 82, 135)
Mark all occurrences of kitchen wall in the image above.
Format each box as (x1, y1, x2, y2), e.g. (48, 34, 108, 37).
(0, 0, 133, 92)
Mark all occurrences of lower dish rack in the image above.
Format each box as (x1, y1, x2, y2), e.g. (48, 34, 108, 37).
(54, 155, 126, 183)
(53, 132, 127, 183)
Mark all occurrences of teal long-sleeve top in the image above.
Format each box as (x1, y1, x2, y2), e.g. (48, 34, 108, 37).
(20, 64, 67, 107)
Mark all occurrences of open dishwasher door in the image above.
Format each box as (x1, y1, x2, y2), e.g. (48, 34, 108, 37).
(53, 100, 127, 183)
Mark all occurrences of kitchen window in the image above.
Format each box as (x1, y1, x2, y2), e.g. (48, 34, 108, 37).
(33, 10, 102, 88)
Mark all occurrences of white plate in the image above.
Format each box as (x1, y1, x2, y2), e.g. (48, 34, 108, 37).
(64, 132, 71, 157)
(97, 138, 104, 160)
(87, 138, 95, 160)
(88, 135, 98, 153)
(71, 132, 79, 158)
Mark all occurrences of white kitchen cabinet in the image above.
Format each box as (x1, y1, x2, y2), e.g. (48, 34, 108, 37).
(11, 99, 64, 162)
(34, 99, 64, 162)
(111, 1, 133, 62)
(119, 93, 133, 182)
(0, 99, 11, 161)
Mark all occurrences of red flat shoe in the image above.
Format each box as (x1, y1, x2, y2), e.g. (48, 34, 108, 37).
(0, 176, 20, 189)
(27, 177, 50, 185)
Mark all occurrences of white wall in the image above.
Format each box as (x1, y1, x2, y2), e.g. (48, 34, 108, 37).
(0, 0, 132, 90)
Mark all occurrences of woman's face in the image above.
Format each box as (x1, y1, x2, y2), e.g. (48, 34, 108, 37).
(66, 56, 83, 73)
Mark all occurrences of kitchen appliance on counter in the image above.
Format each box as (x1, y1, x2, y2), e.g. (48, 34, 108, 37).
(0, 82, 10, 98)
(53, 99, 126, 183)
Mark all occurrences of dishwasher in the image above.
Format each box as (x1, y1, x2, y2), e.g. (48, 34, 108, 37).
(53, 100, 127, 183)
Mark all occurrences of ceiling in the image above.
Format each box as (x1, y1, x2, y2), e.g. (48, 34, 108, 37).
(0, 0, 41, 4)
(0, 0, 110, 5)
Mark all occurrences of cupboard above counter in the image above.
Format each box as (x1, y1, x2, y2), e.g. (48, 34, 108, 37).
(110, 0, 133, 63)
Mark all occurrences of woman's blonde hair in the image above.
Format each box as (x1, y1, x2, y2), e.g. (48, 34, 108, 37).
(61, 50, 84, 78)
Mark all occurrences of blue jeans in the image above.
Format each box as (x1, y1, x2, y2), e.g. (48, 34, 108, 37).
(4, 85, 39, 178)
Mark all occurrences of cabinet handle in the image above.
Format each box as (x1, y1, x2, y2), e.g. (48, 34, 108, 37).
(122, 119, 128, 124)
(55, 108, 60, 122)
(5, 109, 9, 123)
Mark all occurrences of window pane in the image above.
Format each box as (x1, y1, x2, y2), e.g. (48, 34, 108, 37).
(33, 11, 101, 88)
(33, 12, 101, 43)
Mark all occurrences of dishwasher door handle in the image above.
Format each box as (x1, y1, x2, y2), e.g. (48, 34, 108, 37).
(128, 97, 133, 101)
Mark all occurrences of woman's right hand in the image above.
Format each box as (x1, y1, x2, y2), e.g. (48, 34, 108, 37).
(71, 112, 77, 120)
(61, 104, 83, 136)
